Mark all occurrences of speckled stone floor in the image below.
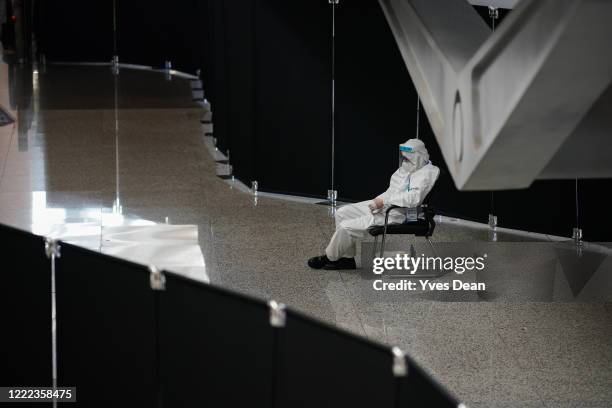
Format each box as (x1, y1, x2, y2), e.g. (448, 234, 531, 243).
(0, 65, 610, 408)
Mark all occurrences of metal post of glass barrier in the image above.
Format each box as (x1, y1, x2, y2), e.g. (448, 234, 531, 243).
(415, 95, 420, 140)
(252, 181, 259, 207)
(573, 178, 583, 245)
(165, 60, 172, 81)
(113, 63, 122, 220)
(318, 0, 339, 208)
(218, 149, 234, 180)
(488, 6, 499, 31)
(112, 0, 119, 73)
(44, 238, 61, 408)
(112, 55, 120, 75)
(228, 149, 233, 180)
(330, 0, 338, 205)
(488, 6, 499, 238)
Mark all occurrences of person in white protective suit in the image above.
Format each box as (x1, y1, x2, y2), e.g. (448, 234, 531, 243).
(308, 138, 439, 270)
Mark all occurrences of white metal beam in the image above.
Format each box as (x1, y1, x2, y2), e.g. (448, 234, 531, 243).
(380, 0, 612, 190)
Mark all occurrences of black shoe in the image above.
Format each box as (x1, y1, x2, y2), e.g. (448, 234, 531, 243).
(323, 257, 357, 270)
(308, 255, 330, 269)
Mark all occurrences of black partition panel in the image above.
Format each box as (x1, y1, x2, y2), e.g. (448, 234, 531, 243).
(165, 0, 204, 75)
(223, 0, 256, 183)
(195, 0, 211, 79)
(495, 180, 576, 238)
(159, 273, 275, 406)
(396, 357, 459, 407)
(253, 0, 332, 197)
(201, 1, 215, 95)
(55, 243, 157, 407)
(209, 0, 231, 154)
(118, 0, 202, 73)
(38, 0, 113, 62)
(0, 225, 52, 392)
(116, 0, 167, 67)
(335, 0, 415, 201)
(275, 310, 397, 407)
(334, 0, 490, 222)
(577, 179, 612, 241)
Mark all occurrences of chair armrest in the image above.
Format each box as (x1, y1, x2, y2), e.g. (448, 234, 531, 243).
(384, 205, 402, 215)
(383, 205, 402, 227)
(376, 205, 438, 245)
(383, 204, 436, 226)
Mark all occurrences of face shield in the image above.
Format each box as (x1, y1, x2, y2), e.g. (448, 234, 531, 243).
(398, 145, 414, 167)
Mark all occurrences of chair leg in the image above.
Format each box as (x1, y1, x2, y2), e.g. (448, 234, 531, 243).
(371, 235, 379, 263)
(400, 236, 444, 278)
(380, 232, 387, 258)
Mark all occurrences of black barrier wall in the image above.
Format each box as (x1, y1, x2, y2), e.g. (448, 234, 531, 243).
(33, 0, 612, 239)
(159, 273, 275, 406)
(0, 225, 52, 400)
(55, 243, 158, 407)
(396, 356, 459, 407)
(3, 225, 459, 407)
(275, 310, 398, 408)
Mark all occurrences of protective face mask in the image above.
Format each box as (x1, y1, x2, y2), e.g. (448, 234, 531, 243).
(401, 155, 419, 173)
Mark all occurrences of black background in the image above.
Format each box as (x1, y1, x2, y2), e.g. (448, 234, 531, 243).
(253, 0, 332, 197)
(37, 0, 114, 62)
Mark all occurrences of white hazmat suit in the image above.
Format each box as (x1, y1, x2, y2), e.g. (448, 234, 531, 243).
(325, 139, 439, 262)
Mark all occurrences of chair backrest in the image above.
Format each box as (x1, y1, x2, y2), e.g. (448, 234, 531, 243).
(423, 205, 436, 237)
(422, 166, 444, 207)
(420, 167, 443, 237)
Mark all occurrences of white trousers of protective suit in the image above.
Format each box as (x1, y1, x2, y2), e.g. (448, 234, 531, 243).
(325, 201, 405, 261)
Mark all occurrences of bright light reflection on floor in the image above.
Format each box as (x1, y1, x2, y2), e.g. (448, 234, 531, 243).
(29, 191, 208, 283)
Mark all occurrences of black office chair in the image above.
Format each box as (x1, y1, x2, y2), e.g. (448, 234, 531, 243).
(367, 180, 442, 277)
(368, 204, 437, 255)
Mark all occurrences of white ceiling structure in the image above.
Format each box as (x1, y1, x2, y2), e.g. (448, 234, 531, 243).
(380, 0, 612, 190)
(468, 0, 521, 8)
